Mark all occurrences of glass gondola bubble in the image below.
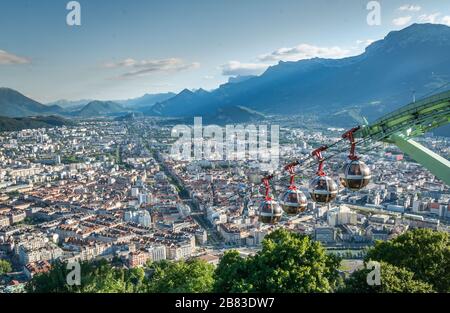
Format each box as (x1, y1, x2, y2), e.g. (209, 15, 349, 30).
(309, 175, 338, 203)
(309, 146, 338, 204)
(280, 163, 307, 215)
(280, 188, 308, 214)
(341, 159, 371, 190)
(258, 176, 282, 224)
(259, 198, 283, 224)
(341, 127, 371, 191)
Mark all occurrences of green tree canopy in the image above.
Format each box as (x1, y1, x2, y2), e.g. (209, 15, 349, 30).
(214, 229, 342, 293)
(213, 250, 253, 292)
(146, 259, 215, 293)
(365, 228, 450, 292)
(0, 259, 13, 275)
(26, 260, 146, 293)
(26, 258, 214, 293)
(341, 261, 434, 293)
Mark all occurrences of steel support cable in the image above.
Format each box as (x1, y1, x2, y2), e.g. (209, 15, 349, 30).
(416, 82, 450, 102)
(274, 139, 387, 186)
(267, 111, 435, 186)
(268, 135, 374, 185)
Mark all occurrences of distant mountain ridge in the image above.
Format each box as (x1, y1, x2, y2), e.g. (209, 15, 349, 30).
(75, 101, 126, 117)
(146, 23, 450, 126)
(47, 92, 176, 111)
(118, 92, 176, 109)
(148, 88, 211, 116)
(47, 99, 93, 110)
(0, 88, 63, 117)
(225, 75, 257, 85)
(0, 88, 176, 119)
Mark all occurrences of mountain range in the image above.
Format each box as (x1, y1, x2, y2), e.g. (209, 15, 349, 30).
(0, 88, 64, 117)
(47, 99, 93, 110)
(75, 101, 126, 117)
(46, 92, 177, 112)
(0, 23, 449, 130)
(116, 92, 176, 109)
(146, 23, 450, 125)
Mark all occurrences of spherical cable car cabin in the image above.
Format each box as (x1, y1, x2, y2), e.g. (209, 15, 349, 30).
(279, 162, 308, 215)
(309, 146, 338, 203)
(340, 127, 371, 191)
(258, 176, 283, 224)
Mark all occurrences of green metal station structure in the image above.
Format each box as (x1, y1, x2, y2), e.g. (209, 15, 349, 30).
(355, 90, 450, 185)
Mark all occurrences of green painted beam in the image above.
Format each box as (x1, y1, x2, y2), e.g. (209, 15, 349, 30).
(390, 134, 450, 185)
(350, 91, 450, 185)
(355, 90, 450, 141)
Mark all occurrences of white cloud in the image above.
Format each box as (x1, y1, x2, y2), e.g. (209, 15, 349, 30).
(392, 16, 413, 26)
(441, 16, 450, 26)
(398, 4, 421, 12)
(0, 49, 30, 65)
(104, 58, 200, 79)
(356, 39, 375, 46)
(221, 61, 270, 76)
(258, 43, 352, 62)
(104, 58, 138, 68)
(418, 12, 441, 23)
(222, 43, 356, 77)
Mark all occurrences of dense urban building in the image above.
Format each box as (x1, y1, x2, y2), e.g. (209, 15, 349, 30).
(0, 118, 448, 290)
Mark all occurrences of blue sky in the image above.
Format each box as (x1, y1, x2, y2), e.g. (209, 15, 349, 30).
(0, 0, 449, 102)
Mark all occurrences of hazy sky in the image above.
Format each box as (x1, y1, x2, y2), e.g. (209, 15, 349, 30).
(1, 0, 449, 102)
